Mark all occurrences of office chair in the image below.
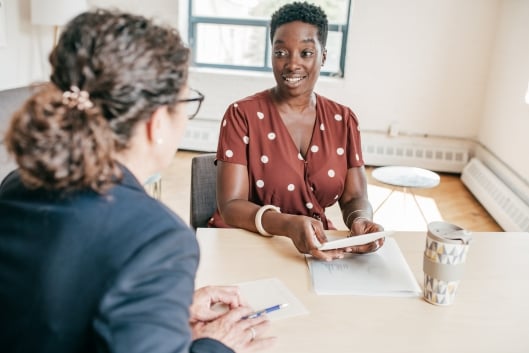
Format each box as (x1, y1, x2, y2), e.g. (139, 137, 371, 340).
(190, 153, 217, 230)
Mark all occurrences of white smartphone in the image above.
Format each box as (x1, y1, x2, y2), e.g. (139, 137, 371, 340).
(317, 231, 393, 251)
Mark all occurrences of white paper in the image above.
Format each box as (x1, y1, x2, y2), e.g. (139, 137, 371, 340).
(235, 278, 309, 321)
(307, 238, 421, 296)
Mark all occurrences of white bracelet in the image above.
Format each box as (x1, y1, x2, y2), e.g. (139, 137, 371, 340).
(254, 205, 281, 237)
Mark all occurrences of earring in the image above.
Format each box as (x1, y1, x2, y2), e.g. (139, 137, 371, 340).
(156, 137, 164, 145)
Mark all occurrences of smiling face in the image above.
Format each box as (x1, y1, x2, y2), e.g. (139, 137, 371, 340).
(272, 21, 327, 99)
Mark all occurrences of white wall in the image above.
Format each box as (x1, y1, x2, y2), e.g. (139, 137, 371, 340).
(88, 0, 179, 26)
(1, 0, 527, 184)
(189, 0, 499, 141)
(0, 0, 179, 90)
(478, 0, 529, 182)
(0, 0, 51, 89)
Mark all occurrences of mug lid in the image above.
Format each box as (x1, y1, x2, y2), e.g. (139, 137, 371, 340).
(427, 221, 472, 244)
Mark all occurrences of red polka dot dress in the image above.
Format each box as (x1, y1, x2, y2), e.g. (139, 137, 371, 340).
(209, 90, 364, 230)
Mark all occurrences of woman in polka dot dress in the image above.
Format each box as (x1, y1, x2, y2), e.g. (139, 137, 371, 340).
(209, 2, 384, 261)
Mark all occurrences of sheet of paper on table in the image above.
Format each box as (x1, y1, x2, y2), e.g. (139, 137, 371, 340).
(235, 277, 309, 321)
(307, 237, 421, 296)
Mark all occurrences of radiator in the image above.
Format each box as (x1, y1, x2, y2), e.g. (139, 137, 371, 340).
(461, 158, 529, 232)
(180, 122, 471, 174)
(180, 119, 219, 152)
(361, 133, 470, 173)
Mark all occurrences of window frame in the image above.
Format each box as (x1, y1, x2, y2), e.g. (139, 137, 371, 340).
(187, 0, 352, 78)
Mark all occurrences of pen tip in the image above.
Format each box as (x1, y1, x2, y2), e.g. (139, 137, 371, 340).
(280, 303, 289, 308)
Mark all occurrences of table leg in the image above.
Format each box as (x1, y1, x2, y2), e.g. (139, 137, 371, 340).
(373, 189, 396, 215)
(410, 190, 428, 224)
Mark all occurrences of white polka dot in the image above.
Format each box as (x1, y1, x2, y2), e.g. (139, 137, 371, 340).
(287, 184, 295, 191)
(297, 153, 304, 160)
(222, 119, 227, 127)
(243, 136, 249, 144)
(320, 123, 325, 131)
(256, 180, 264, 188)
(261, 155, 269, 163)
(310, 186, 314, 191)
(355, 153, 360, 161)
(328, 169, 336, 178)
(311, 145, 319, 153)
(268, 132, 276, 140)
(257, 111, 265, 119)
(234, 103, 239, 108)
(306, 202, 314, 209)
(334, 194, 339, 200)
(357, 125, 361, 131)
(337, 147, 345, 155)
(334, 114, 343, 121)
(225, 150, 234, 158)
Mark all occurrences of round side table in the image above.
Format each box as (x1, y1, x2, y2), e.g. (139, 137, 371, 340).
(371, 166, 440, 225)
(372, 166, 440, 189)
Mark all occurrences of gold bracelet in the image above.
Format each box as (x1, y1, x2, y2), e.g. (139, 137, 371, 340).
(254, 205, 281, 237)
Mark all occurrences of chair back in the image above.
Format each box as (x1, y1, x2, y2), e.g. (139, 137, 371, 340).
(190, 153, 217, 229)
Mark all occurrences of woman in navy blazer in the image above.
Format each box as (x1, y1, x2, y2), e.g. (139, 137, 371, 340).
(0, 9, 273, 353)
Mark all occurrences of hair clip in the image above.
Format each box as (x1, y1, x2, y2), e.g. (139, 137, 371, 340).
(62, 86, 94, 111)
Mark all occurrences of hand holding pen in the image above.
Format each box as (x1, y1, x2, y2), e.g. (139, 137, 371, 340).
(191, 305, 276, 350)
(242, 303, 289, 320)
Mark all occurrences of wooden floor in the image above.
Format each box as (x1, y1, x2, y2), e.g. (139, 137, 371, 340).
(159, 150, 502, 233)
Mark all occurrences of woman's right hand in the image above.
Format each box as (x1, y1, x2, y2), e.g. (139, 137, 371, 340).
(191, 306, 276, 352)
(285, 215, 345, 261)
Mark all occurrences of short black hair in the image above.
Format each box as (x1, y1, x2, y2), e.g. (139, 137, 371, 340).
(270, 1, 328, 47)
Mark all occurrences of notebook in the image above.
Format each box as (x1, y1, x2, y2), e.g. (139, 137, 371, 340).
(307, 237, 421, 296)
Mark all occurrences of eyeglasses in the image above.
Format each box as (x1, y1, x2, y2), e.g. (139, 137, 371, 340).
(177, 88, 204, 120)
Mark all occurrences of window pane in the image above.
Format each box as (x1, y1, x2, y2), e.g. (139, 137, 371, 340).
(322, 31, 343, 75)
(192, 0, 350, 24)
(195, 23, 266, 67)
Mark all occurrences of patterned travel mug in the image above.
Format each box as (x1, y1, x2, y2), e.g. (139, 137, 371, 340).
(423, 221, 472, 305)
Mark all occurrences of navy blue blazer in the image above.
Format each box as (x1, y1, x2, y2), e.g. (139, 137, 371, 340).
(0, 167, 233, 353)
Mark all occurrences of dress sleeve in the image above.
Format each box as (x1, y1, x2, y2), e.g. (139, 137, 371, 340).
(93, 229, 234, 353)
(346, 109, 365, 168)
(215, 103, 249, 166)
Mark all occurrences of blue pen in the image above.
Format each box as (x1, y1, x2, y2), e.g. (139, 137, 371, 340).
(242, 303, 289, 319)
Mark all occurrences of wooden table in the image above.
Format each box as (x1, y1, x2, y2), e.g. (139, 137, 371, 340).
(195, 228, 529, 353)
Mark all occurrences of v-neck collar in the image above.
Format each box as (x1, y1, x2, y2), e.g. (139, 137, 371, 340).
(266, 90, 320, 160)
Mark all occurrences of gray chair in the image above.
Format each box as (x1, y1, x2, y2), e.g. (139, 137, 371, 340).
(190, 153, 217, 230)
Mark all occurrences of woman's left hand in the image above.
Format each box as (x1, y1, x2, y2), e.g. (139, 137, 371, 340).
(189, 285, 245, 323)
(346, 218, 385, 254)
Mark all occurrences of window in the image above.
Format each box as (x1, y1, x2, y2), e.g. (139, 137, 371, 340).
(187, 0, 352, 77)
